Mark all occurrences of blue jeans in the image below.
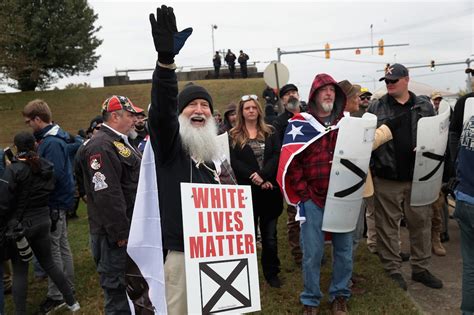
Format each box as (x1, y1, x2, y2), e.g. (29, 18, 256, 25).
(300, 200, 353, 307)
(453, 199, 474, 314)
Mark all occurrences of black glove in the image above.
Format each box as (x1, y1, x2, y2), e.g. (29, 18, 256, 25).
(149, 5, 193, 65)
(385, 111, 408, 132)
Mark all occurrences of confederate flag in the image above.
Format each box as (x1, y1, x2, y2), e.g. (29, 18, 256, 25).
(276, 112, 334, 207)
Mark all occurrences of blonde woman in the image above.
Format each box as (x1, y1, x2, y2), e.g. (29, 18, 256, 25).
(229, 95, 283, 288)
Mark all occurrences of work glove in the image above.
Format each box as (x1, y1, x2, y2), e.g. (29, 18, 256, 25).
(149, 5, 193, 65)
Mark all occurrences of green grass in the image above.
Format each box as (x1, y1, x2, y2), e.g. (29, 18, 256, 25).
(0, 78, 266, 147)
(1, 80, 420, 314)
(4, 203, 420, 314)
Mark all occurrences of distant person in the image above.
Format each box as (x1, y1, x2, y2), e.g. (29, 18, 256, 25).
(368, 63, 442, 291)
(213, 109, 223, 127)
(264, 103, 277, 124)
(453, 114, 474, 315)
(78, 95, 143, 314)
(130, 110, 148, 150)
(218, 102, 237, 134)
(238, 50, 249, 78)
(22, 99, 77, 314)
(225, 49, 236, 79)
(263, 85, 278, 105)
(229, 94, 283, 288)
(282, 73, 351, 314)
(0, 132, 80, 314)
(430, 91, 443, 113)
(271, 83, 303, 266)
(352, 87, 372, 117)
(212, 51, 221, 79)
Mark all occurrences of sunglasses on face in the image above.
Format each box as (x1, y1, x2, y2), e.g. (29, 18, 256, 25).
(360, 96, 370, 100)
(384, 79, 399, 85)
(241, 94, 258, 102)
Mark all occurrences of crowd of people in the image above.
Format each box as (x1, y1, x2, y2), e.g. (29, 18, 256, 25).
(0, 4, 473, 315)
(213, 49, 250, 79)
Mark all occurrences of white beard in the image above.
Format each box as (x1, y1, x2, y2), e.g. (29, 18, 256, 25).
(128, 129, 138, 140)
(178, 114, 219, 163)
(321, 101, 334, 113)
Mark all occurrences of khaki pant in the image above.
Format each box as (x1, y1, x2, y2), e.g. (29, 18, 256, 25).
(364, 196, 377, 252)
(431, 191, 445, 234)
(373, 177, 432, 274)
(164, 250, 187, 315)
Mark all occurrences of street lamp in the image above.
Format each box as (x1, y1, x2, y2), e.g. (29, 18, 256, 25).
(211, 24, 218, 56)
(362, 74, 376, 91)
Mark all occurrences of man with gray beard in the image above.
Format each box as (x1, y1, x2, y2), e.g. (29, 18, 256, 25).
(272, 83, 304, 266)
(147, 5, 224, 314)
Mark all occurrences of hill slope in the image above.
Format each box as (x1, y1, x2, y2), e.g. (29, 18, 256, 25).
(0, 78, 266, 147)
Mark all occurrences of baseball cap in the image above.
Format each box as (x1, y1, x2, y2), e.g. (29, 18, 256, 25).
(379, 63, 409, 81)
(360, 87, 372, 97)
(102, 95, 144, 114)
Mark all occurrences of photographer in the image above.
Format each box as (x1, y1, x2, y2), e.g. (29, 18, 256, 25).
(0, 132, 80, 314)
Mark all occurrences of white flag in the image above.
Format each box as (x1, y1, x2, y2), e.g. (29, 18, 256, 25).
(127, 140, 167, 314)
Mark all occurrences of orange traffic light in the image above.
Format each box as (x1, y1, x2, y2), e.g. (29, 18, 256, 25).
(325, 43, 330, 59)
(378, 39, 384, 56)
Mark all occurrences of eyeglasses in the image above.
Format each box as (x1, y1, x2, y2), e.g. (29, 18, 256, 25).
(241, 94, 258, 102)
(384, 79, 399, 85)
(360, 96, 371, 100)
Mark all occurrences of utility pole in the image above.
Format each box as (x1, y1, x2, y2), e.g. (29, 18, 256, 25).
(211, 24, 218, 56)
(370, 24, 373, 55)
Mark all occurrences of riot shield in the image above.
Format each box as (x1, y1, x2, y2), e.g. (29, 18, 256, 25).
(322, 113, 377, 233)
(411, 101, 450, 206)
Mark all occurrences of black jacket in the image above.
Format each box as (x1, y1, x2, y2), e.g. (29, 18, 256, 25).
(149, 66, 218, 252)
(230, 132, 283, 218)
(0, 158, 54, 222)
(272, 109, 295, 144)
(368, 92, 435, 180)
(79, 126, 141, 242)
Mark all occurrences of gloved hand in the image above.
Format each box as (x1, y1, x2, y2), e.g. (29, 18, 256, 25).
(384, 111, 409, 132)
(149, 5, 193, 64)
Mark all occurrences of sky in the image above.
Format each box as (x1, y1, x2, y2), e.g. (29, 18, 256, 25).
(2, 0, 473, 101)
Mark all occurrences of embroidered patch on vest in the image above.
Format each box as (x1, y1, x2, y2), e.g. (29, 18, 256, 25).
(113, 141, 131, 158)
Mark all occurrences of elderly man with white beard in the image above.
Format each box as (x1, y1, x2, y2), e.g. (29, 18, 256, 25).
(147, 5, 227, 314)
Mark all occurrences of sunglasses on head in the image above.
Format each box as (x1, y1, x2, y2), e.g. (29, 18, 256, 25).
(241, 94, 258, 102)
(384, 78, 399, 85)
(360, 96, 371, 100)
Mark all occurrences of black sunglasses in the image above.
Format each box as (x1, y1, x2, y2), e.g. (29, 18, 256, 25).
(360, 96, 371, 100)
(384, 79, 399, 85)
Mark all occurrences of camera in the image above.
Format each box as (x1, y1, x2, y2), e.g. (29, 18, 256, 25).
(6, 220, 33, 262)
(4, 147, 15, 162)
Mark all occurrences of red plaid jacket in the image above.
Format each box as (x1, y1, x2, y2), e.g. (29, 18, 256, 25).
(286, 129, 339, 208)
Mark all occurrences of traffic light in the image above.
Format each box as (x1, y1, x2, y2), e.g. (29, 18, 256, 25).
(325, 43, 330, 59)
(378, 39, 384, 56)
(430, 60, 435, 71)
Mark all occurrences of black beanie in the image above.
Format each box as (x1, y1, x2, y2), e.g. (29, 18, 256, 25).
(14, 131, 35, 153)
(178, 84, 213, 113)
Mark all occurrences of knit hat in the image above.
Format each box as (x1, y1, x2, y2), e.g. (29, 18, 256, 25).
(87, 115, 103, 134)
(14, 131, 36, 153)
(279, 83, 298, 98)
(178, 83, 213, 113)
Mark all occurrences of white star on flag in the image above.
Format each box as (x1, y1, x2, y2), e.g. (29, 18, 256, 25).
(287, 124, 304, 140)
